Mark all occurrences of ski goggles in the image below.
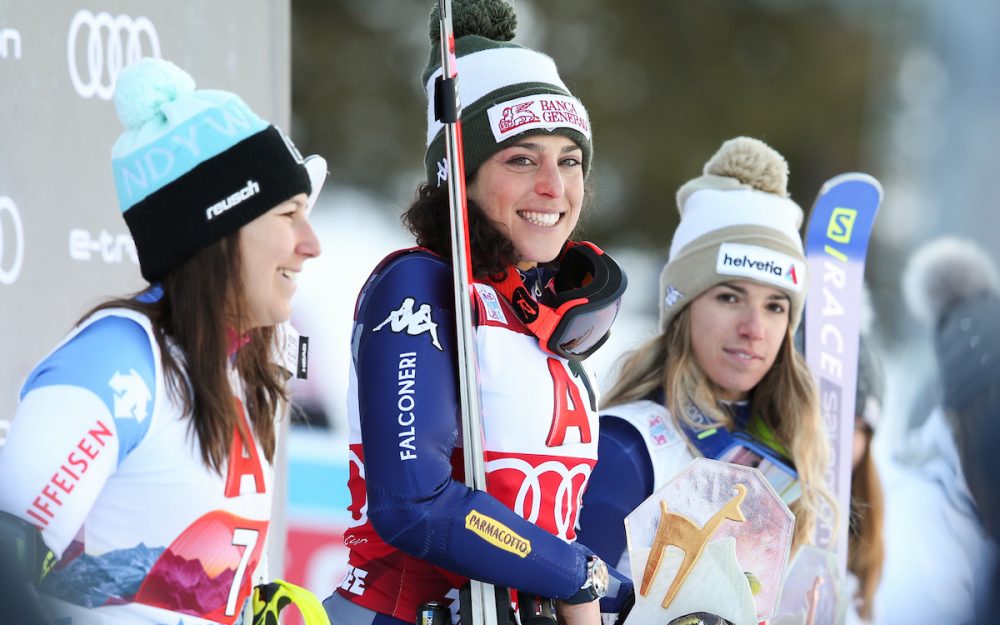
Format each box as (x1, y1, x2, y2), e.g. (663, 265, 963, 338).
(490, 241, 627, 361)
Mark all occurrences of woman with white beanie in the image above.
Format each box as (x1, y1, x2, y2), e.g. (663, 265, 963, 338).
(578, 136, 837, 624)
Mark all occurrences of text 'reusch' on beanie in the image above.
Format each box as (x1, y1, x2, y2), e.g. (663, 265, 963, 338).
(110, 58, 312, 282)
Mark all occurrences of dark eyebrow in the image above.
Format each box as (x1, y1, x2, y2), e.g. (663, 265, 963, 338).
(716, 282, 747, 295)
(508, 140, 582, 154)
(716, 281, 790, 302)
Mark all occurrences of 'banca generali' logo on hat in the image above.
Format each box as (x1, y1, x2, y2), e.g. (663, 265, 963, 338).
(487, 94, 591, 144)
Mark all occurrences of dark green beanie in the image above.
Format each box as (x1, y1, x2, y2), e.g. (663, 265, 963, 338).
(423, 0, 593, 186)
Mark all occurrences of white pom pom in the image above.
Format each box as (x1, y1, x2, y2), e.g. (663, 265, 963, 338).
(703, 136, 789, 197)
(113, 58, 196, 130)
(902, 236, 1000, 325)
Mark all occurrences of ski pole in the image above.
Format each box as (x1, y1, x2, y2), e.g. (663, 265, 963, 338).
(433, 1, 502, 624)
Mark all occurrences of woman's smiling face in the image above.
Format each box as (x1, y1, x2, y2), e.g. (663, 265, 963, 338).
(467, 133, 584, 270)
(238, 194, 321, 329)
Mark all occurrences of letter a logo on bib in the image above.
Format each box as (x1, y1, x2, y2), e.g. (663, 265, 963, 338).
(545, 358, 592, 446)
(224, 399, 266, 497)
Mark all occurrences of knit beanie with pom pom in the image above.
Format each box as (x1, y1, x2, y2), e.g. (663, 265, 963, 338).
(659, 136, 808, 331)
(422, 0, 592, 186)
(903, 236, 1000, 411)
(111, 58, 322, 282)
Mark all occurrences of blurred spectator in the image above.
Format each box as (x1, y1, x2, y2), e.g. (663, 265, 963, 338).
(874, 237, 999, 624)
(847, 333, 886, 624)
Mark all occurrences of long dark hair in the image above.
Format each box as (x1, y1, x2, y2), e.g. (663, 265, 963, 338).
(82, 232, 285, 472)
(403, 180, 594, 278)
(402, 182, 516, 279)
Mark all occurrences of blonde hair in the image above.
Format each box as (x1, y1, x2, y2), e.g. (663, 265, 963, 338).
(848, 427, 884, 620)
(603, 306, 837, 554)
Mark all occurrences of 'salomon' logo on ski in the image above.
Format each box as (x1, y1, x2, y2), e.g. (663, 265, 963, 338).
(374, 297, 443, 350)
(826, 207, 858, 244)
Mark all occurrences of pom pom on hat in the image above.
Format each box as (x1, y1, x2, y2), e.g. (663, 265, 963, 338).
(703, 136, 789, 197)
(659, 137, 807, 332)
(902, 236, 1000, 325)
(676, 137, 793, 212)
(109, 57, 313, 282)
(113, 58, 196, 130)
(429, 0, 517, 43)
(903, 236, 1000, 412)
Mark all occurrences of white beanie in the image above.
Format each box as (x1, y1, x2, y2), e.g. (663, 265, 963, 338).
(659, 137, 807, 332)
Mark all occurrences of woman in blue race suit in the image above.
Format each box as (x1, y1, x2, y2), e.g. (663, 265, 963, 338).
(322, 2, 630, 625)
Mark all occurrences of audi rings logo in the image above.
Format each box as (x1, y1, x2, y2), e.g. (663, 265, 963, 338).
(67, 10, 160, 100)
(0, 197, 25, 286)
(486, 457, 592, 540)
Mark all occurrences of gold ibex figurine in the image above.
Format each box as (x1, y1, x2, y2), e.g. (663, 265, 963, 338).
(639, 483, 748, 609)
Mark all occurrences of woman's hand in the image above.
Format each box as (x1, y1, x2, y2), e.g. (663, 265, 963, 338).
(555, 598, 601, 625)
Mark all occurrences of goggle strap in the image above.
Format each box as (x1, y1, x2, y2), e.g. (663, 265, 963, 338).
(489, 269, 563, 343)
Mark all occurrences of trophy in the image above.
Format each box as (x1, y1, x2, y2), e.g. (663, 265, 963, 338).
(623, 458, 794, 625)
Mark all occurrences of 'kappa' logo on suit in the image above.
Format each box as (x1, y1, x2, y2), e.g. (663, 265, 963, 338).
(374, 297, 443, 350)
